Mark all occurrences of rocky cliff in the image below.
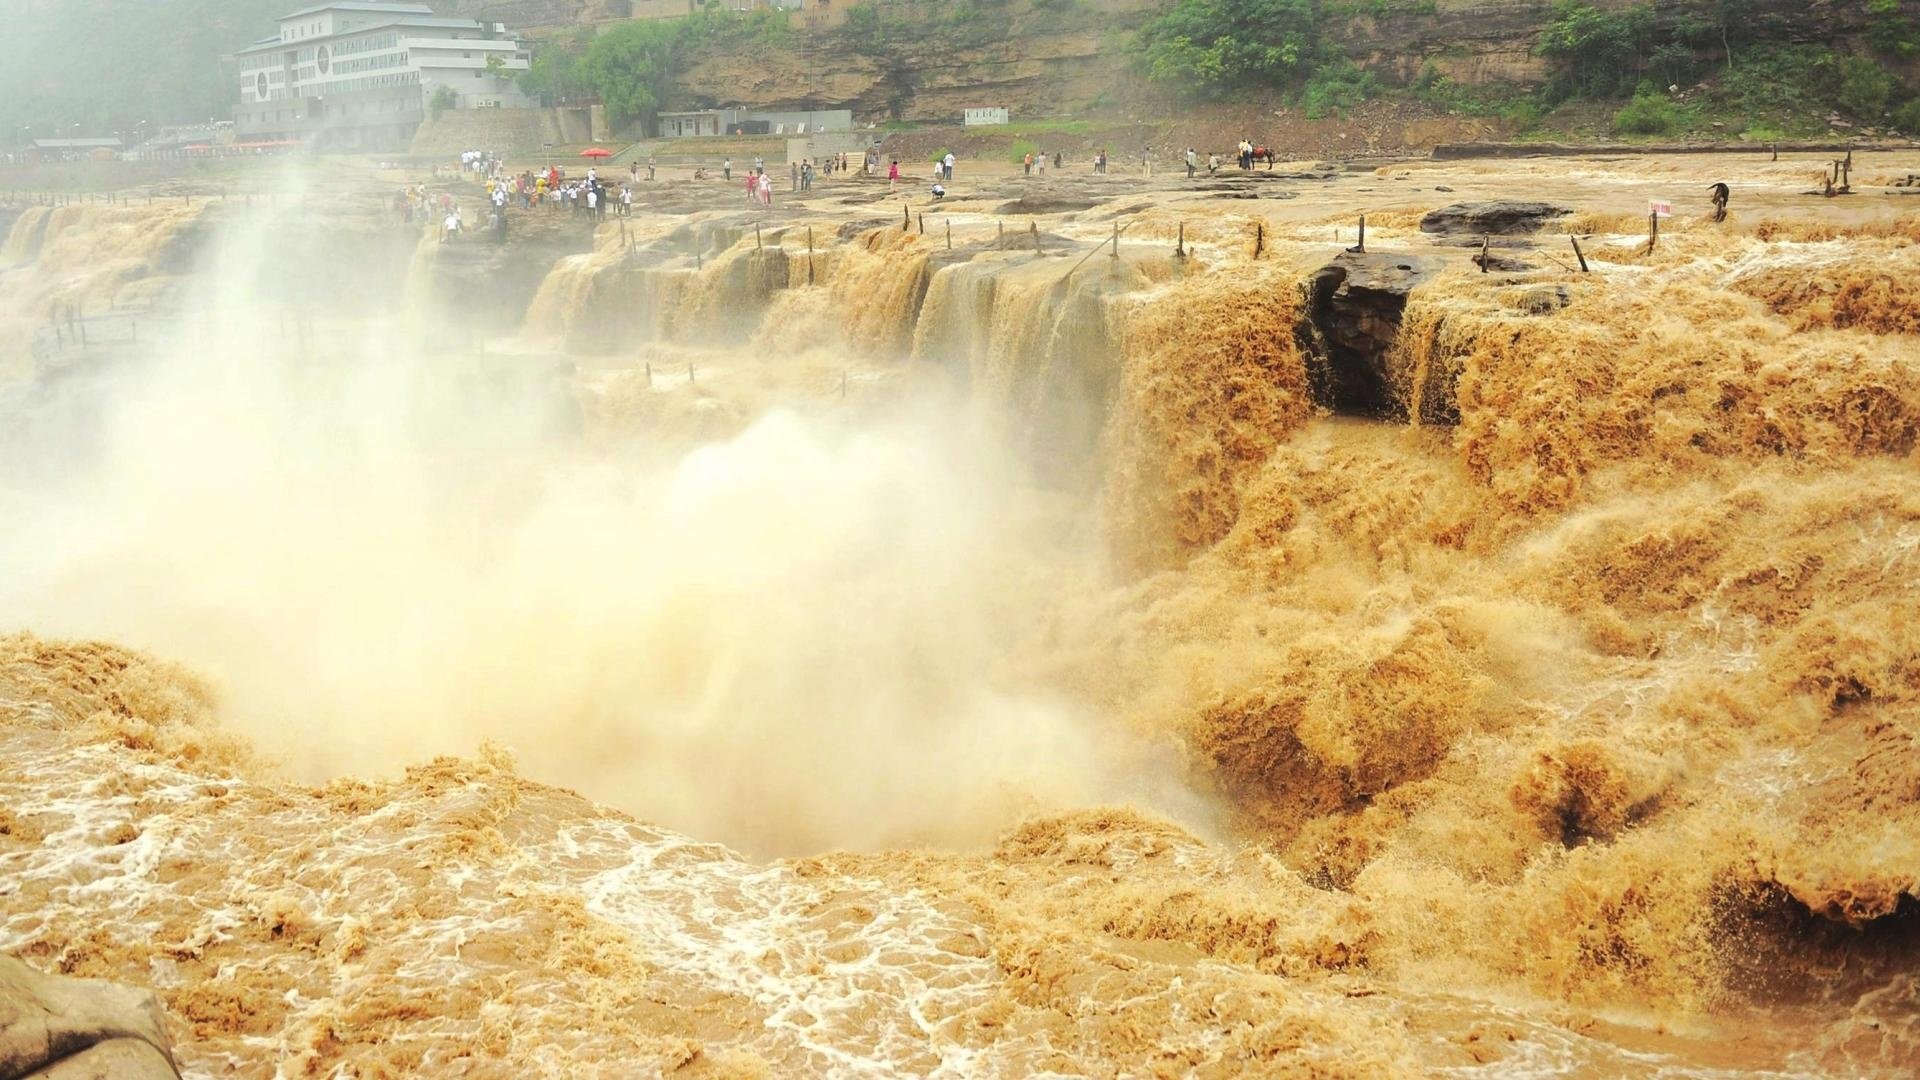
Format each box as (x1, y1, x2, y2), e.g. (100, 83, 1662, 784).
(438, 0, 1914, 124)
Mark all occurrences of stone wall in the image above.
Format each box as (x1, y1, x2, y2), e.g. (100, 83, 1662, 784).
(409, 106, 567, 157)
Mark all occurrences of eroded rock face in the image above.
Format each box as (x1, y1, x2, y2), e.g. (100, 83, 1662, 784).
(0, 956, 180, 1079)
(1302, 251, 1444, 422)
(1419, 201, 1572, 235)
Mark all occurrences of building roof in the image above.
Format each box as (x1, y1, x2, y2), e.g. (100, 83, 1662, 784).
(235, 12, 509, 54)
(279, 2, 432, 20)
(32, 138, 124, 149)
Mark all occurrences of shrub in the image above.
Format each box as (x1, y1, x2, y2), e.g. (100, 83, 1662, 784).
(1536, 1, 1656, 99)
(1834, 55, 1896, 117)
(1301, 61, 1380, 118)
(1009, 138, 1041, 164)
(1867, 0, 1920, 58)
(1892, 98, 1920, 133)
(1613, 91, 1681, 134)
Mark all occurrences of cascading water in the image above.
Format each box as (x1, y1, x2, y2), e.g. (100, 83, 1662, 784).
(4, 155, 1920, 1078)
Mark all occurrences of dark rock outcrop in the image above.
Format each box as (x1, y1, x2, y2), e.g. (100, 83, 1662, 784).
(996, 194, 1104, 216)
(0, 956, 180, 1079)
(1419, 201, 1571, 235)
(1301, 251, 1445, 422)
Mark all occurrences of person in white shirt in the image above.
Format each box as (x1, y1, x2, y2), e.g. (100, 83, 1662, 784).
(942, 152, 955, 181)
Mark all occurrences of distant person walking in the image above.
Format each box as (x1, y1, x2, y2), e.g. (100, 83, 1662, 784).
(943, 151, 956, 182)
(724, 157, 732, 181)
(888, 158, 900, 192)
(1023, 151, 1034, 176)
(1185, 148, 1197, 178)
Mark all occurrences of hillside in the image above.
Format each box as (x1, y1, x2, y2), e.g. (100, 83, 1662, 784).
(459, 0, 1920, 135)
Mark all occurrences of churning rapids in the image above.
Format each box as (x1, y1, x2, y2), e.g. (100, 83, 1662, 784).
(3, 152, 1920, 1078)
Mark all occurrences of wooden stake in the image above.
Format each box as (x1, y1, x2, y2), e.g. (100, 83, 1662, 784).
(645, 361, 652, 385)
(1253, 222, 1264, 259)
(688, 363, 695, 384)
(1031, 221, 1041, 253)
(1176, 221, 1185, 258)
(807, 225, 815, 285)
(917, 212, 924, 235)
(755, 222, 762, 252)
(1110, 221, 1119, 258)
(1570, 235, 1589, 273)
(1356, 214, 1366, 253)
(903, 203, 911, 230)
(1479, 236, 1490, 272)
(1647, 211, 1658, 253)
(946, 219, 952, 249)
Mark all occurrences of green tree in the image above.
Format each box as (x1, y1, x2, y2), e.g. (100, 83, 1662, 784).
(1535, 1, 1656, 99)
(580, 19, 697, 129)
(519, 41, 590, 104)
(1135, 0, 1324, 98)
(429, 85, 459, 119)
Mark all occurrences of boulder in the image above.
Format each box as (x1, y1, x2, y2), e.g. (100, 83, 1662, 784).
(1419, 201, 1572, 235)
(1302, 251, 1450, 422)
(0, 956, 180, 1079)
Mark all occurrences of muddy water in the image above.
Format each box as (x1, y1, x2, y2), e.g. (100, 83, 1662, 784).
(3, 156, 1920, 1076)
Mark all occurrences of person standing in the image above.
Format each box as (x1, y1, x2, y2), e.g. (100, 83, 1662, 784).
(724, 157, 732, 181)
(888, 158, 900, 192)
(647, 153, 657, 181)
(943, 151, 955, 182)
(1023, 151, 1033, 176)
(1186, 147, 1197, 178)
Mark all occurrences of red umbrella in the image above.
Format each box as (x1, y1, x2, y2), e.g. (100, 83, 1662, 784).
(579, 147, 612, 158)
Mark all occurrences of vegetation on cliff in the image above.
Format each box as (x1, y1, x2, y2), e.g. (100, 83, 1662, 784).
(1125, 0, 1920, 136)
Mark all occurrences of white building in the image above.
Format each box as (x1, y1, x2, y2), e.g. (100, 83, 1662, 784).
(233, 2, 532, 150)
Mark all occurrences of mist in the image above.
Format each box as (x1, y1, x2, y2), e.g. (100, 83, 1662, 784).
(0, 175, 1204, 856)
